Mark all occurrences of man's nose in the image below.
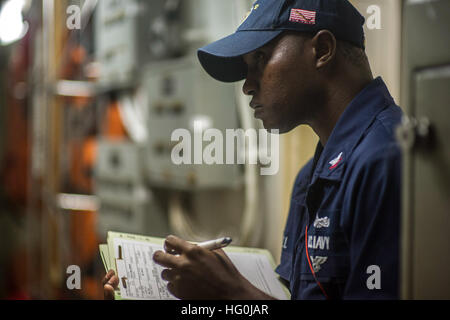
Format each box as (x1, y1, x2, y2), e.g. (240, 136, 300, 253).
(242, 76, 257, 96)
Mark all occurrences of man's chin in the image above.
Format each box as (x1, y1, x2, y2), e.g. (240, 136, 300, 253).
(261, 121, 296, 135)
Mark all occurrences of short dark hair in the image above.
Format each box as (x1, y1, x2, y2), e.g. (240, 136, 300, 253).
(337, 40, 369, 67)
(288, 31, 370, 69)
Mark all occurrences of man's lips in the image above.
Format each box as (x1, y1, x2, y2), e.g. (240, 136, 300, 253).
(249, 100, 264, 118)
(250, 103, 264, 118)
(250, 101, 263, 110)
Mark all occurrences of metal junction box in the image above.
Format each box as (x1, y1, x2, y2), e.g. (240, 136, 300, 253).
(95, 0, 170, 87)
(143, 57, 242, 190)
(95, 140, 168, 237)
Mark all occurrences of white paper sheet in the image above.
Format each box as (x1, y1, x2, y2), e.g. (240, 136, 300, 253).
(227, 251, 288, 300)
(113, 238, 177, 300)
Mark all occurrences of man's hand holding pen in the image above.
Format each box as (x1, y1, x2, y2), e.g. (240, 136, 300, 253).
(152, 235, 253, 300)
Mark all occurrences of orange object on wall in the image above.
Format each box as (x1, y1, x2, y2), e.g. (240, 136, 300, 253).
(102, 101, 128, 140)
(70, 210, 98, 267)
(1, 33, 31, 205)
(69, 137, 97, 193)
(2, 99, 30, 204)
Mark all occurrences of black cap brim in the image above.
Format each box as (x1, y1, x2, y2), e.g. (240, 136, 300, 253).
(197, 30, 283, 83)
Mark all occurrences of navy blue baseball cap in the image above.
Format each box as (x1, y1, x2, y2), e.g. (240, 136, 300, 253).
(198, 0, 365, 83)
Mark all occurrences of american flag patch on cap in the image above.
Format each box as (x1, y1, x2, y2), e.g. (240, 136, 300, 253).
(289, 8, 316, 25)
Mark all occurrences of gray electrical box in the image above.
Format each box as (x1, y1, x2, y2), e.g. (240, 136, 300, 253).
(95, 0, 181, 87)
(96, 140, 144, 185)
(399, 0, 450, 299)
(144, 57, 242, 190)
(95, 140, 168, 237)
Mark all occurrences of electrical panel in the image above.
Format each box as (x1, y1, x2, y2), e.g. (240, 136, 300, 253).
(95, 140, 168, 237)
(94, 0, 182, 87)
(144, 57, 242, 189)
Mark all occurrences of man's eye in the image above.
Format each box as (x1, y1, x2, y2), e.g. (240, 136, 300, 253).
(254, 52, 265, 61)
(246, 51, 266, 71)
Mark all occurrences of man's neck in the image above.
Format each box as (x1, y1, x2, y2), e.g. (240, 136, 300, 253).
(310, 76, 373, 146)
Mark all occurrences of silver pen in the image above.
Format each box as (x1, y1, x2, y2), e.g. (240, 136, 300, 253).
(165, 237, 232, 254)
(197, 237, 232, 251)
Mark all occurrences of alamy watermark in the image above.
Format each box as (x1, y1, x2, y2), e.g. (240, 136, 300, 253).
(366, 265, 381, 290)
(366, 5, 382, 30)
(66, 5, 81, 30)
(66, 265, 81, 290)
(171, 121, 280, 176)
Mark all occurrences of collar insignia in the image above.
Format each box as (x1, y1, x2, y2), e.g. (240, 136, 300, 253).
(329, 152, 343, 170)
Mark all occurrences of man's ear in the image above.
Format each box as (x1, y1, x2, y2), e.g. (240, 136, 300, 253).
(311, 30, 337, 69)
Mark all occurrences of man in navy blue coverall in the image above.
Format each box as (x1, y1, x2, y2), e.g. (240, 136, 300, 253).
(104, 0, 402, 300)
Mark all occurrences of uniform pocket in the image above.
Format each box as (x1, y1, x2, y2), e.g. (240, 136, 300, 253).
(275, 251, 293, 282)
(303, 209, 350, 283)
(276, 198, 306, 282)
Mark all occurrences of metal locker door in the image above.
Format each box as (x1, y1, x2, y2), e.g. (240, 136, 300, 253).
(408, 68, 450, 299)
(400, 0, 450, 299)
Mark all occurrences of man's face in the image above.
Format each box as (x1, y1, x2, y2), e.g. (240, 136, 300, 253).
(242, 32, 322, 133)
